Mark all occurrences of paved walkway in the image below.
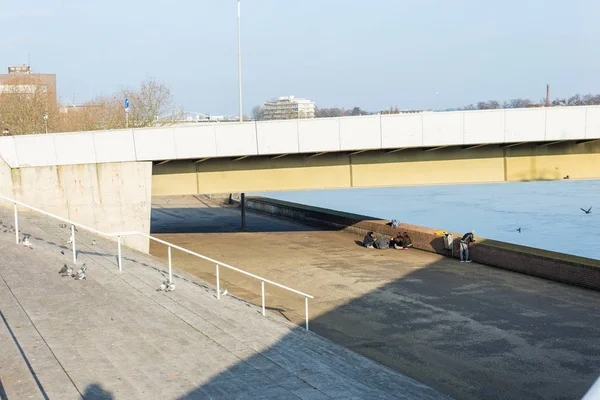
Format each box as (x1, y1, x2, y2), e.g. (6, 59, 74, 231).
(0, 207, 449, 399)
(150, 196, 600, 400)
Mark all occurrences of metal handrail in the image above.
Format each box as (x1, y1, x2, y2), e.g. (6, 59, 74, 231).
(0, 194, 313, 330)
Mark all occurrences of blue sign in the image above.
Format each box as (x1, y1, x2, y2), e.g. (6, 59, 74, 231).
(125, 98, 129, 109)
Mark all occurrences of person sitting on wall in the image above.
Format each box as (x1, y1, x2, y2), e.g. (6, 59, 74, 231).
(401, 232, 413, 249)
(363, 232, 376, 249)
(460, 230, 476, 263)
(390, 233, 404, 249)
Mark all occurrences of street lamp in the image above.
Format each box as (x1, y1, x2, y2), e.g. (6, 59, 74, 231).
(237, 0, 243, 122)
(43, 113, 49, 134)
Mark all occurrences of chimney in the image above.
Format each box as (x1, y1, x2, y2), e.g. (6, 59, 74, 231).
(545, 84, 550, 107)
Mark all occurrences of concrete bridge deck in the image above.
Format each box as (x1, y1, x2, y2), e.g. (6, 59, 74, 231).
(0, 208, 449, 399)
(150, 196, 600, 400)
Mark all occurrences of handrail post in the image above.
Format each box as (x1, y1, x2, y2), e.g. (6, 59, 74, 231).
(216, 264, 220, 299)
(305, 297, 309, 331)
(261, 281, 265, 316)
(71, 224, 77, 264)
(168, 246, 172, 284)
(13, 203, 19, 245)
(117, 236, 122, 272)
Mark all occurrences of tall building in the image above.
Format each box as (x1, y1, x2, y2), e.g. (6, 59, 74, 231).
(0, 65, 57, 108)
(263, 96, 315, 120)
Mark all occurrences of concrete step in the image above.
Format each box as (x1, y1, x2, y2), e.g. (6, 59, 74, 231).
(0, 207, 452, 399)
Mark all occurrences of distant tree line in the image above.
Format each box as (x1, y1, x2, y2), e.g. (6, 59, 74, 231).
(460, 93, 600, 111)
(253, 92, 600, 121)
(0, 78, 180, 135)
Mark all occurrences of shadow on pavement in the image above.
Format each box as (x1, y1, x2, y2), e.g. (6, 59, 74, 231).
(82, 383, 113, 400)
(151, 206, 327, 234)
(175, 254, 600, 400)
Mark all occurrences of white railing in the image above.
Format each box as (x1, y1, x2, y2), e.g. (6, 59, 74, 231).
(0, 194, 314, 330)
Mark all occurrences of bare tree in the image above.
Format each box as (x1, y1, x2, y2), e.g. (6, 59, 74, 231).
(0, 76, 57, 135)
(252, 105, 265, 120)
(122, 79, 176, 127)
(315, 107, 345, 118)
(503, 98, 532, 109)
(476, 100, 501, 110)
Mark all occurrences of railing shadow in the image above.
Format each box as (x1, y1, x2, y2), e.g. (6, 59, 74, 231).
(0, 310, 49, 400)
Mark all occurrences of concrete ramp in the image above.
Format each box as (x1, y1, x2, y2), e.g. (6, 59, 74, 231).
(0, 209, 451, 399)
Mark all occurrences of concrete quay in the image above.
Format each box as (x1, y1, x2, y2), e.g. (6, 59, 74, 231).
(151, 195, 600, 400)
(0, 206, 449, 399)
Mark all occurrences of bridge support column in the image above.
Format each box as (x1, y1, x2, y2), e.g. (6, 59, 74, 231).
(241, 193, 247, 231)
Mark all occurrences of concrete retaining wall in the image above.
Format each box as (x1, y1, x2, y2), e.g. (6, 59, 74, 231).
(243, 196, 600, 291)
(0, 160, 152, 253)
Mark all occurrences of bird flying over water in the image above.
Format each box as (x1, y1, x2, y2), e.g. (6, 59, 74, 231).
(517, 228, 522, 233)
(580, 207, 592, 214)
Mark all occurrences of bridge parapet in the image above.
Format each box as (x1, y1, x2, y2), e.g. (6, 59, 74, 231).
(1, 106, 599, 169)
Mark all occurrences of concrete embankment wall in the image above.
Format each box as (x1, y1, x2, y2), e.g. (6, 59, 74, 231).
(242, 196, 600, 291)
(0, 157, 152, 253)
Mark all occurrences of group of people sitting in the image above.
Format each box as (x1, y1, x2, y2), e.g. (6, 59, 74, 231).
(363, 231, 413, 250)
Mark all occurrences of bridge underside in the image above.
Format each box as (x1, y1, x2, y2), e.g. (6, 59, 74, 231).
(152, 140, 600, 195)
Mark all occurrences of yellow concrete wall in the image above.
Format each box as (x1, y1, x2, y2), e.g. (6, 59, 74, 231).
(152, 141, 600, 195)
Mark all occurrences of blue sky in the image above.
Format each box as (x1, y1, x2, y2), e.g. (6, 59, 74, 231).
(1, 1, 599, 115)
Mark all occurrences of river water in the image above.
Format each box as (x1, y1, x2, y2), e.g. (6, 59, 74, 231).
(258, 180, 600, 260)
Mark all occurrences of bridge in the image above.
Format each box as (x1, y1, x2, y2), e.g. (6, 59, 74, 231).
(0, 106, 599, 251)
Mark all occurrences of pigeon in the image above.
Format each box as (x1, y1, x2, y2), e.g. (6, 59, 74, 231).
(60, 250, 65, 255)
(222, 289, 228, 296)
(580, 207, 592, 214)
(158, 280, 175, 292)
(58, 264, 68, 274)
(61, 265, 73, 277)
(58, 223, 67, 228)
(74, 264, 87, 280)
(563, 175, 570, 180)
(22, 236, 32, 249)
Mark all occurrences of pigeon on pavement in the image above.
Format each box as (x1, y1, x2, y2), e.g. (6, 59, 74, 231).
(74, 264, 87, 280)
(158, 280, 175, 292)
(58, 264, 68, 274)
(61, 265, 73, 277)
(22, 234, 33, 248)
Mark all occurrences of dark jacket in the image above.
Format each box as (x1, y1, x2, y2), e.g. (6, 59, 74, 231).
(363, 232, 375, 247)
(461, 233, 475, 244)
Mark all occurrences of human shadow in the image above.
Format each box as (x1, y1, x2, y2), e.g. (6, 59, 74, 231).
(82, 383, 113, 400)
